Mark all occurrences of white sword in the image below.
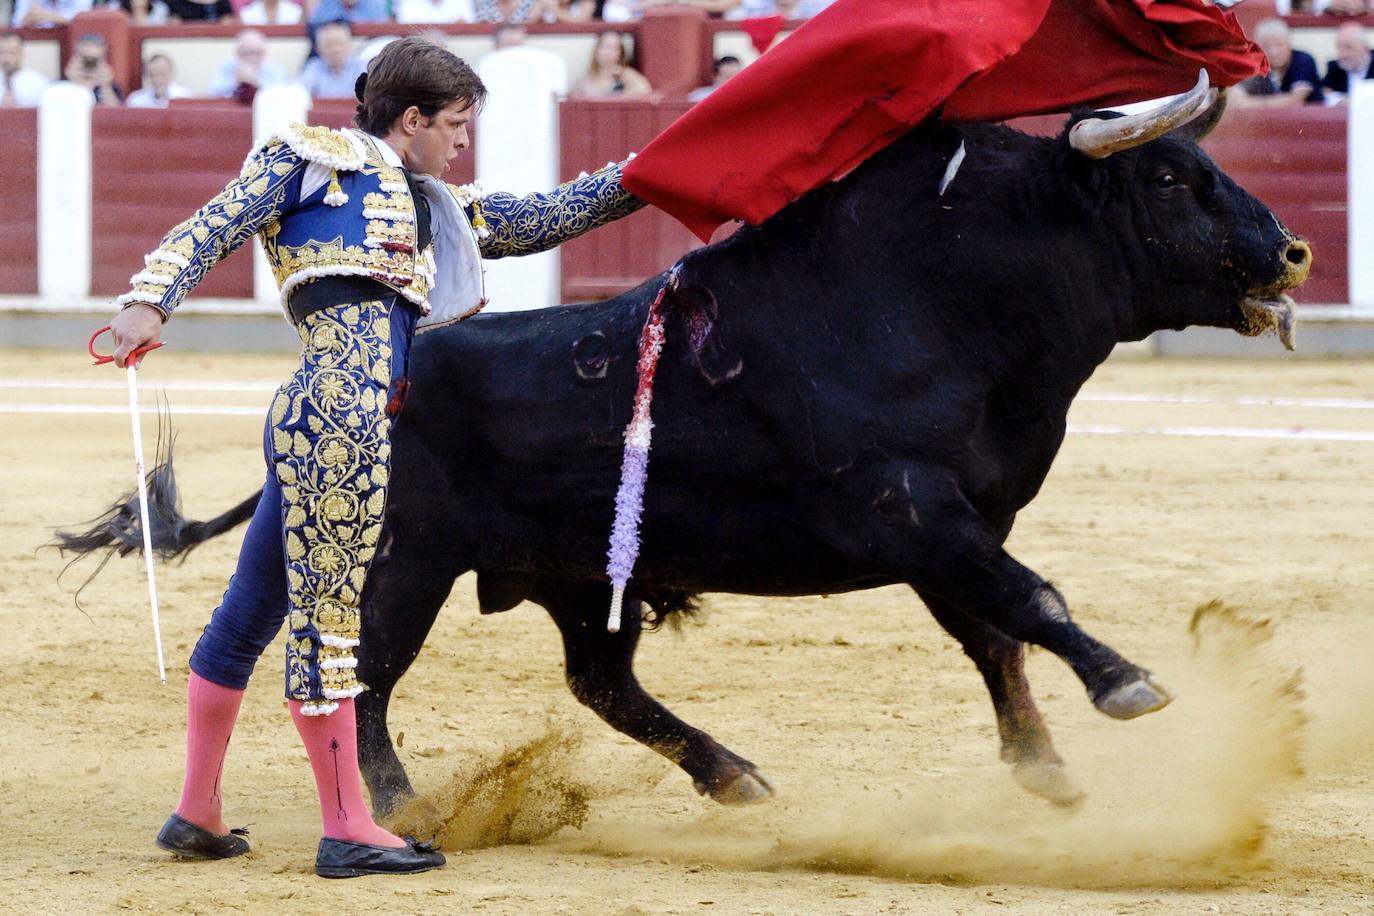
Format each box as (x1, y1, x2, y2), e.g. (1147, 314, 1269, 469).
(90, 327, 167, 683)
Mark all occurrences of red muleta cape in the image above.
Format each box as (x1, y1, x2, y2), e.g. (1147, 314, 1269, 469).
(623, 0, 1266, 243)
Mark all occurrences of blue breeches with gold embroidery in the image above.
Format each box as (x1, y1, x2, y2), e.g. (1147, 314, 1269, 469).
(189, 299, 416, 716)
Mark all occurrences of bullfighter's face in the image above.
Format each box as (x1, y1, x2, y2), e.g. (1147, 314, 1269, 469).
(405, 99, 473, 178)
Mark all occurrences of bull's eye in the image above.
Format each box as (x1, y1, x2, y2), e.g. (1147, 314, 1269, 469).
(1154, 171, 1181, 192)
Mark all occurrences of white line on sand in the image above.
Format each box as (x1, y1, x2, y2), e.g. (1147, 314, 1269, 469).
(0, 403, 264, 416)
(1068, 424, 1374, 443)
(4, 402, 1373, 442)
(0, 379, 277, 393)
(1080, 392, 1374, 410)
(4, 381, 1370, 410)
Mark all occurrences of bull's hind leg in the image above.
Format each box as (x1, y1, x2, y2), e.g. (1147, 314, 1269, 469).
(354, 551, 464, 816)
(917, 589, 1084, 807)
(534, 579, 775, 805)
(838, 469, 1172, 719)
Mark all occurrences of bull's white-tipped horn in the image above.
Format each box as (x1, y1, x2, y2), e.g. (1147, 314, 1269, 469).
(1069, 70, 1215, 160)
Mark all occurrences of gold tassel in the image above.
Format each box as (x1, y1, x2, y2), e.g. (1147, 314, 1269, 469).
(324, 170, 347, 207)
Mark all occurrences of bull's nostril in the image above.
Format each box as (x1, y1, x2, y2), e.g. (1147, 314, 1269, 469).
(1286, 242, 1311, 266)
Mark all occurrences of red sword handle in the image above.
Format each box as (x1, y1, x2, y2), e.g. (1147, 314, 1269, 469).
(88, 325, 165, 368)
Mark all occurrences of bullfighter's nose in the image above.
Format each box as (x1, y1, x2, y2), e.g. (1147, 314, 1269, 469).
(1281, 239, 1312, 288)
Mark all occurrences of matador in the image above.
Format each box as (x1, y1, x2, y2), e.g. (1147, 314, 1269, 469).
(107, 36, 643, 878)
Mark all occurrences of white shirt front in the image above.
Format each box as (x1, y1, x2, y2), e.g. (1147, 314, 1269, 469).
(2, 68, 48, 106)
(125, 82, 194, 109)
(394, 0, 474, 23)
(238, 0, 303, 23)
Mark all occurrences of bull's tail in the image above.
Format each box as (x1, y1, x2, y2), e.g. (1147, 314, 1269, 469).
(52, 430, 261, 569)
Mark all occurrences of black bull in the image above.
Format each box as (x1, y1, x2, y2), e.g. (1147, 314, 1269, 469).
(61, 105, 1311, 814)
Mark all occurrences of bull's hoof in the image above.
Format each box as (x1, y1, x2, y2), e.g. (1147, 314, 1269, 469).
(1094, 673, 1175, 720)
(696, 769, 776, 806)
(1012, 760, 1086, 810)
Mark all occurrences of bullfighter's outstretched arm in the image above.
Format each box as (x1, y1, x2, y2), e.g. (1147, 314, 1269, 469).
(452, 161, 645, 260)
(117, 139, 309, 320)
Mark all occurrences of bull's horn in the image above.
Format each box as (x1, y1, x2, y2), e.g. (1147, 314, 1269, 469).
(1069, 70, 1215, 160)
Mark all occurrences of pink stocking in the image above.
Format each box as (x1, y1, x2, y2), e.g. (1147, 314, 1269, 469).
(174, 672, 244, 836)
(289, 698, 405, 848)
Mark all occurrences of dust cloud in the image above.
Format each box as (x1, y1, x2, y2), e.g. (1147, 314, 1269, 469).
(415, 603, 1316, 888)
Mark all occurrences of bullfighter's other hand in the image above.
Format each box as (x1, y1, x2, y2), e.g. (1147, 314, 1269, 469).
(110, 303, 165, 369)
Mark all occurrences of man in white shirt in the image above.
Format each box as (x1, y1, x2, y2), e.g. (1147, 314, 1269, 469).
(207, 28, 287, 102)
(10, 0, 89, 27)
(0, 31, 48, 105)
(126, 53, 194, 108)
(394, 0, 473, 23)
(238, 0, 303, 25)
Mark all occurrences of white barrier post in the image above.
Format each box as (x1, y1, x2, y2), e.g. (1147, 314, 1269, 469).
(1349, 81, 1374, 313)
(251, 84, 313, 304)
(475, 48, 568, 312)
(38, 83, 95, 299)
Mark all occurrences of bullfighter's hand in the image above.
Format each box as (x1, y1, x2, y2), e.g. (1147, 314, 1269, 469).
(110, 303, 165, 369)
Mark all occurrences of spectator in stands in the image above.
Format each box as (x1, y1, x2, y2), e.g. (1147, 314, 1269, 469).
(165, 0, 232, 21)
(119, 0, 171, 25)
(730, 0, 831, 17)
(639, 0, 738, 15)
(475, 0, 557, 22)
(1320, 0, 1370, 15)
(238, 0, 302, 24)
(1324, 22, 1374, 95)
(574, 30, 650, 96)
(1234, 18, 1325, 106)
(687, 53, 739, 101)
(63, 32, 121, 106)
(299, 20, 365, 99)
(550, 0, 594, 21)
(493, 23, 526, 48)
(308, 0, 388, 28)
(395, 0, 473, 24)
(208, 28, 286, 104)
(126, 53, 192, 108)
(0, 30, 48, 105)
(11, 0, 89, 28)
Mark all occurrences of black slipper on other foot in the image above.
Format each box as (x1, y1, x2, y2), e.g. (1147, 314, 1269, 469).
(315, 836, 446, 878)
(155, 813, 250, 859)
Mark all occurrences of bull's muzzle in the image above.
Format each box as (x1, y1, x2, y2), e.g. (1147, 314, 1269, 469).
(1238, 239, 1312, 352)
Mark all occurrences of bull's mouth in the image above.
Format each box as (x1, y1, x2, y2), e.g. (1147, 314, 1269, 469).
(1238, 293, 1297, 351)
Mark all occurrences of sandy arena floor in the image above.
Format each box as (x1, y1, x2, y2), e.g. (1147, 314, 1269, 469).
(0, 348, 1371, 915)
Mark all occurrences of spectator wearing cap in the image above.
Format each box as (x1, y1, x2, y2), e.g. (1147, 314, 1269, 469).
(126, 53, 193, 108)
(688, 54, 740, 101)
(63, 32, 122, 107)
(394, 0, 474, 23)
(1324, 22, 1374, 95)
(208, 28, 287, 103)
(299, 20, 366, 99)
(11, 0, 89, 27)
(238, 0, 303, 24)
(1235, 18, 1325, 106)
(0, 31, 48, 105)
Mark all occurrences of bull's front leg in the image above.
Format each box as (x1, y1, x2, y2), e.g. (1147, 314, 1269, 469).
(835, 467, 1174, 720)
(917, 589, 1084, 807)
(534, 578, 775, 806)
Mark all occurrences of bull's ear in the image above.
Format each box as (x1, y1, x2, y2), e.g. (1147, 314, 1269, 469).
(1059, 111, 1115, 212)
(1169, 88, 1228, 145)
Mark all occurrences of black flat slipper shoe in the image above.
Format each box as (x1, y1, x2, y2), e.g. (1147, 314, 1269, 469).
(315, 836, 446, 878)
(155, 813, 251, 860)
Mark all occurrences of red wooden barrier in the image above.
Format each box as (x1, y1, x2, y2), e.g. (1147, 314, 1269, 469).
(1203, 107, 1347, 304)
(0, 109, 39, 295)
(558, 98, 699, 302)
(90, 106, 256, 299)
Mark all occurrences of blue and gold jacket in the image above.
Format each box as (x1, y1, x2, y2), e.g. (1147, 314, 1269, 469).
(118, 123, 644, 327)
